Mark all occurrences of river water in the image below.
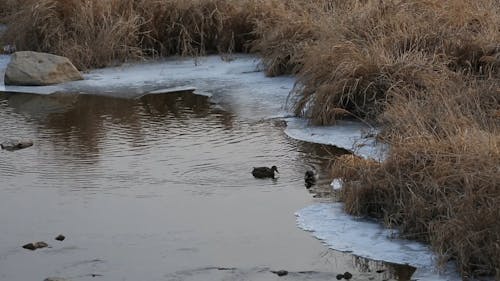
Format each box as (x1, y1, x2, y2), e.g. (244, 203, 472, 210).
(0, 89, 419, 281)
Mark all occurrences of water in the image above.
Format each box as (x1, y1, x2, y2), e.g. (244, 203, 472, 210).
(0, 91, 419, 281)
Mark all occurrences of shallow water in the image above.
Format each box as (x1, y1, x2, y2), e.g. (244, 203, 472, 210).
(0, 91, 421, 281)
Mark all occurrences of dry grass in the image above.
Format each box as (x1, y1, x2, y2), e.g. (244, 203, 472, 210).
(1, 0, 499, 278)
(333, 77, 500, 277)
(289, 0, 500, 124)
(301, 0, 500, 277)
(0, 0, 288, 69)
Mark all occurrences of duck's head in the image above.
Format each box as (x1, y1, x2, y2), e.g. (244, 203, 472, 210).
(271, 166, 279, 173)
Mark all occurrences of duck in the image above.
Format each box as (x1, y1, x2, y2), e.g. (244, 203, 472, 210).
(304, 169, 317, 188)
(252, 166, 279, 179)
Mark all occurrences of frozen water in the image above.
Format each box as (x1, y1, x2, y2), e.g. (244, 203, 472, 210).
(285, 118, 387, 160)
(296, 203, 461, 281)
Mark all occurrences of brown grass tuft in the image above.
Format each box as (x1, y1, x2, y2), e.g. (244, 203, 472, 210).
(323, 2, 500, 277)
(332, 77, 500, 276)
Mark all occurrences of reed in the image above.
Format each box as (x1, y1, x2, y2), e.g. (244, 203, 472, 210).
(1, 0, 285, 69)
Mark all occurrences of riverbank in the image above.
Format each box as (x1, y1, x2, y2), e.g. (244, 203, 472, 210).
(1, 0, 499, 279)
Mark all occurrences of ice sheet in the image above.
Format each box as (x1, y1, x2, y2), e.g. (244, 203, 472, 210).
(296, 203, 461, 281)
(285, 118, 387, 160)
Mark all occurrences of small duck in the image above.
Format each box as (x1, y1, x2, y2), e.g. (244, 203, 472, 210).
(252, 166, 279, 179)
(304, 169, 317, 188)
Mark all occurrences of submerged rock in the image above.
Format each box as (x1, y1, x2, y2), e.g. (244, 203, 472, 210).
(22, 241, 48, 251)
(271, 270, 288, 277)
(1, 139, 33, 151)
(55, 234, 65, 241)
(4, 51, 83, 86)
(22, 243, 37, 251)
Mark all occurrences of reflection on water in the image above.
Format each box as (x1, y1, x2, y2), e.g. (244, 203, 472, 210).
(0, 92, 414, 281)
(352, 255, 417, 281)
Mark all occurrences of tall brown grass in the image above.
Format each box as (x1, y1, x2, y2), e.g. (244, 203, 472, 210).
(333, 78, 499, 276)
(0, 0, 288, 69)
(1, 0, 499, 278)
(323, 1, 500, 278)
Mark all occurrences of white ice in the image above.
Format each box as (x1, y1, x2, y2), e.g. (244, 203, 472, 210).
(296, 203, 461, 281)
(285, 117, 387, 160)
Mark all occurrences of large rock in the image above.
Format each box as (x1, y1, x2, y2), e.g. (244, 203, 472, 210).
(4, 51, 83, 86)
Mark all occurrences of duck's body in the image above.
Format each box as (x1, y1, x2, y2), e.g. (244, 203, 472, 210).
(304, 170, 317, 188)
(252, 166, 279, 179)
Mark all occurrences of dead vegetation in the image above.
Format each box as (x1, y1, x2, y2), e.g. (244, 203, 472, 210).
(0, 0, 285, 69)
(1, 0, 499, 278)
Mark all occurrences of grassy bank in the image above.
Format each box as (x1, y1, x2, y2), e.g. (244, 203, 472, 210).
(1, 0, 499, 278)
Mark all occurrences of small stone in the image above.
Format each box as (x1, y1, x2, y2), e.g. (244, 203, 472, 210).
(44, 278, 70, 281)
(343, 271, 353, 280)
(22, 243, 36, 250)
(34, 241, 48, 249)
(1, 139, 33, 151)
(22, 241, 48, 250)
(271, 270, 288, 277)
(55, 234, 65, 241)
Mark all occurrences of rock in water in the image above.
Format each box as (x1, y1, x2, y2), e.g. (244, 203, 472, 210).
(343, 271, 353, 280)
(44, 278, 70, 281)
(34, 241, 48, 249)
(55, 234, 65, 241)
(4, 51, 83, 86)
(271, 270, 288, 277)
(1, 139, 33, 151)
(22, 243, 37, 251)
(22, 241, 48, 250)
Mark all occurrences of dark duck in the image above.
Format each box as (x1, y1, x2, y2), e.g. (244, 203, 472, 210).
(304, 169, 317, 188)
(252, 166, 279, 179)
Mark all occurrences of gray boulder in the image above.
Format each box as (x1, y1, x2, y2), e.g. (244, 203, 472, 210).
(4, 51, 83, 86)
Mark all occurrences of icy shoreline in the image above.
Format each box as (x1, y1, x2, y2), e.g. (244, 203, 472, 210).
(0, 54, 460, 280)
(296, 203, 461, 281)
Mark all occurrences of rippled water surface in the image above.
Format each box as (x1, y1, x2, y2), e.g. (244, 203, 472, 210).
(0, 91, 414, 281)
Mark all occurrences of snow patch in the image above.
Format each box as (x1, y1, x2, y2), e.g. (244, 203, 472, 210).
(331, 179, 343, 191)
